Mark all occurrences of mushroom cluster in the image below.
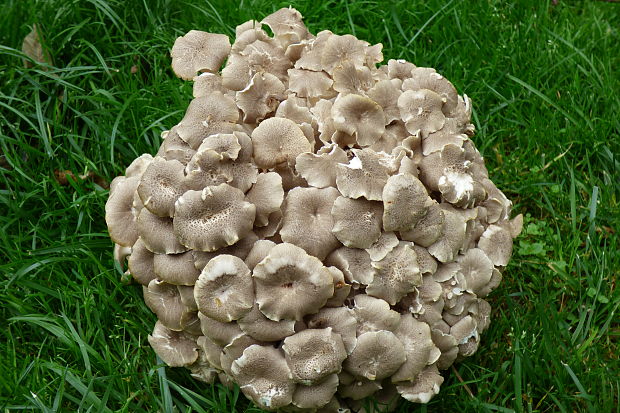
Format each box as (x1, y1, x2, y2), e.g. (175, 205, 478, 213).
(105, 8, 522, 412)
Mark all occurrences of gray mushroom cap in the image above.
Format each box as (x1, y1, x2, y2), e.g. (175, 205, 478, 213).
(105, 176, 140, 247)
(382, 173, 433, 232)
(144, 279, 186, 331)
(352, 295, 400, 335)
(153, 251, 200, 286)
(176, 93, 239, 149)
(395, 364, 444, 403)
(245, 172, 284, 227)
(391, 314, 441, 383)
(343, 330, 406, 381)
(331, 94, 385, 147)
(292, 373, 339, 409)
(335, 149, 397, 201)
(148, 321, 198, 367)
(478, 224, 514, 266)
(251, 117, 312, 169)
(127, 237, 156, 286)
(137, 208, 188, 254)
(367, 242, 422, 305)
(171, 30, 231, 80)
(137, 157, 187, 217)
(331, 196, 383, 249)
(325, 247, 375, 288)
(238, 303, 296, 342)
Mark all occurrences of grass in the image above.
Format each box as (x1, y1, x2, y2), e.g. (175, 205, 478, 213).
(0, 0, 619, 411)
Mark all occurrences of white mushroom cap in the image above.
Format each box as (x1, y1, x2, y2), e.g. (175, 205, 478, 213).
(343, 330, 406, 381)
(173, 185, 256, 252)
(253, 243, 334, 321)
(194, 255, 254, 322)
(280, 187, 341, 260)
(148, 321, 198, 367)
(331, 94, 385, 147)
(231, 344, 296, 410)
(105, 176, 140, 247)
(170, 30, 231, 80)
(331, 196, 383, 249)
(283, 328, 347, 384)
(251, 117, 312, 169)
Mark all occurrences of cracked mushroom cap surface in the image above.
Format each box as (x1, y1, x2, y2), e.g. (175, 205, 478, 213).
(105, 6, 521, 410)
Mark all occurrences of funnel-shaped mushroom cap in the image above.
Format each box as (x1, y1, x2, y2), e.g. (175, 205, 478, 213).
(382, 173, 432, 232)
(321, 34, 367, 74)
(245, 172, 284, 227)
(396, 364, 444, 403)
(236, 72, 286, 123)
(478, 224, 513, 266)
(231, 345, 296, 410)
(331, 94, 385, 147)
(391, 314, 441, 383)
(283, 328, 347, 384)
(306, 307, 358, 355)
(137, 157, 187, 217)
(332, 62, 373, 95)
(238, 303, 296, 342)
(292, 374, 339, 409)
(398, 89, 446, 136)
(400, 202, 445, 247)
(251, 117, 312, 169)
(295, 144, 348, 189)
(148, 321, 198, 367)
(144, 279, 185, 331)
(325, 247, 374, 287)
(197, 312, 243, 346)
(343, 330, 406, 381)
(387, 59, 416, 80)
(336, 149, 396, 201)
(331, 196, 383, 249)
(176, 93, 240, 149)
(194, 255, 254, 322)
(280, 187, 341, 260)
(288, 68, 334, 99)
(137, 208, 188, 254)
(253, 243, 334, 321)
(367, 242, 422, 305)
(367, 79, 403, 124)
(105, 176, 140, 247)
(173, 184, 256, 252)
(153, 251, 200, 286)
(127, 238, 156, 286)
(261, 7, 310, 47)
(171, 30, 231, 80)
(403, 67, 459, 116)
(352, 295, 400, 335)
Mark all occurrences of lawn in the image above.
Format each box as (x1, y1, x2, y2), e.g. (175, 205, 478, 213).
(1, 0, 618, 411)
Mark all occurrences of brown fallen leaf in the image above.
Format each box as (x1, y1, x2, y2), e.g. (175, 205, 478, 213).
(22, 24, 53, 69)
(54, 169, 110, 188)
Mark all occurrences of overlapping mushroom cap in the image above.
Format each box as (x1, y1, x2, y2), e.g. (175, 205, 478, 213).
(105, 7, 522, 412)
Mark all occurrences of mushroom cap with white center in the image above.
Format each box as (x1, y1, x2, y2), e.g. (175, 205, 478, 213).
(127, 238, 156, 286)
(343, 330, 406, 381)
(325, 247, 374, 287)
(352, 295, 400, 335)
(236, 72, 286, 123)
(367, 242, 422, 305)
(137, 157, 187, 217)
(397, 89, 446, 136)
(283, 328, 347, 384)
(105, 176, 140, 247)
(438, 168, 486, 208)
(391, 314, 441, 383)
(280, 187, 341, 260)
(137, 208, 188, 254)
(231, 344, 296, 410)
(295, 144, 348, 189)
(335, 149, 396, 201)
(197, 312, 244, 346)
(288, 68, 334, 99)
(173, 184, 256, 252)
(331, 196, 383, 249)
(144, 279, 186, 331)
(153, 251, 200, 286)
(245, 172, 284, 227)
(292, 373, 339, 409)
(251, 117, 312, 169)
(253, 243, 334, 321)
(306, 307, 358, 355)
(478, 224, 513, 266)
(194, 254, 254, 322)
(171, 30, 230, 80)
(331, 94, 385, 147)
(403, 67, 459, 116)
(395, 364, 444, 403)
(148, 321, 198, 367)
(238, 303, 296, 342)
(382, 173, 433, 232)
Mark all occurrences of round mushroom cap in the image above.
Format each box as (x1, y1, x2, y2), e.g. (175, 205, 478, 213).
(105, 176, 140, 247)
(253, 243, 334, 321)
(478, 224, 513, 266)
(398, 89, 446, 136)
(395, 364, 444, 403)
(343, 330, 406, 381)
(331, 196, 383, 249)
(331, 94, 385, 147)
(148, 321, 198, 367)
(137, 208, 188, 254)
(245, 172, 284, 227)
(283, 328, 347, 384)
(144, 279, 186, 331)
(194, 255, 254, 322)
(137, 157, 187, 217)
(173, 184, 256, 252)
(153, 251, 200, 286)
(367, 242, 422, 305)
(352, 294, 400, 335)
(251, 117, 312, 169)
(171, 30, 231, 80)
(391, 314, 441, 383)
(127, 238, 156, 286)
(231, 344, 296, 410)
(306, 307, 358, 355)
(382, 173, 433, 233)
(403, 67, 459, 116)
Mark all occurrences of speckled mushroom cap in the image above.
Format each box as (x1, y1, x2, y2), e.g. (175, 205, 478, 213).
(105, 7, 522, 412)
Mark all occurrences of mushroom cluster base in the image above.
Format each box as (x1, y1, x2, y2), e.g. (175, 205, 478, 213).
(105, 8, 522, 412)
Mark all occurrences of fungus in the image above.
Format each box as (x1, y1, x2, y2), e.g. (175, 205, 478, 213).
(106, 8, 522, 411)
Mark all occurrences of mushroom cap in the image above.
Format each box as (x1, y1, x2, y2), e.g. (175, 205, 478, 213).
(391, 314, 441, 383)
(292, 374, 339, 409)
(236, 72, 286, 123)
(331, 196, 383, 249)
(220, 334, 263, 376)
(335, 149, 396, 201)
(321, 34, 367, 74)
(192, 72, 225, 98)
(283, 328, 347, 384)
(400, 202, 445, 247)
(194, 254, 254, 322)
(176, 93, 239, 149)
(365, 231, 399, 262)
(343, 330, 406, 381)
(382, 173, 432, 232)
(331, 94, 385, 147)
(127, 237, 156, 286)
(251, 117, 312, 169)
(324, 266, 351, 308)
(148, 321, 198, 367)
(105, 176, 140, 247)
(395, 364, 444, 403)
(403, 67, 459, 116)
(238, 303, 296, 342)
(352, 295, 400, 335)
(137, 157, 187, 217)
(478, 224, 513, 266)
(306, 307, 358, 355)
(245, 172, 284, 227)
(153, 251, 200, 286)
(280, 187, 341, 260)
(253, 243, 334, 321)
(171, 30, 231, 80)
(261, 7, 310, 47)
(295, 143, 348, 189)
(337, 371, 383, 400)
(144, 279, 186, 331)
(397, 89, 446, 136)
(288, 68, 334, 99)
(137, 208, 188, 254)
(196, 132, 242, 161)
(161, 128, 196, 165)
(197, 312, 244, 346)
(427, 206, 467, 263)
(367, 242, 422, 305)
(173, 185, 256, 252)
(232, 344, 296, 410)
(325, 247, 374, 287)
